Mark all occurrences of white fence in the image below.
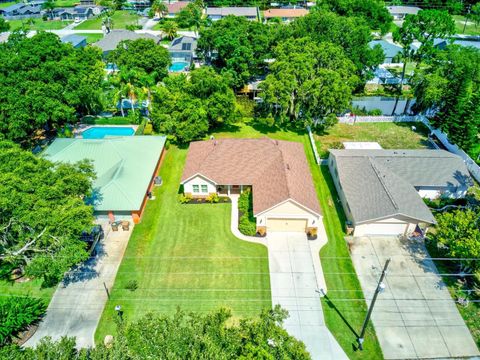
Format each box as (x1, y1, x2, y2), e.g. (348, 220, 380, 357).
(337, 115, 424, 124)
(335, 114, 480, 183)
(306, 126, 321, 165)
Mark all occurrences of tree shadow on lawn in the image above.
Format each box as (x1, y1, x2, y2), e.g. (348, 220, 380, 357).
(323, 294, 360, 343)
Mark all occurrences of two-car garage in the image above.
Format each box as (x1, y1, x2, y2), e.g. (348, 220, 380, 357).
(353, 216, 418, 237)
(267, 218, 308, 232)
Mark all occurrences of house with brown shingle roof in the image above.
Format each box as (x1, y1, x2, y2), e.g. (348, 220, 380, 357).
(166, 1, 190, 17)
(263, 8, 308, 22)
(180, 138, 322, 234)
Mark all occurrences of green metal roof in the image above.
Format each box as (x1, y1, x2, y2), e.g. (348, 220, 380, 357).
(43, 136, 166, 212)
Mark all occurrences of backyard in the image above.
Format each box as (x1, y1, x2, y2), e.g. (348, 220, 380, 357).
(315, 121, 431, 157)
(6, 19, 71, 31)
(74, 10, 140, 30)
(95, 144, 271, 341)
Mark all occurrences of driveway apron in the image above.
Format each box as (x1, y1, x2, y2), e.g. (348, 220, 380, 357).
(350, 236, 479, 359)
(25, 224, 132, 349)
(267, 232, 348, 360)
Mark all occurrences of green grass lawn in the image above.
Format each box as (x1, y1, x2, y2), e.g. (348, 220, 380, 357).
(212, 121, 383, 359)
(0, 1, 15, 9)
(95, 145, 271, 342)
(453, 15, 480, 36)
(54, 0, 79, 7)
(7, 19, 72, 31)
(75, 32, 103, 44)
(315, 121, 431, 158)
(0, 278, 56, 305)
(81, 116, 134, 125)
(74, 10, 140, 30)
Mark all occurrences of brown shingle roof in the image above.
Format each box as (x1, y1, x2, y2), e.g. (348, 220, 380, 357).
(181, 138, 321, 216)
(166, 1, 189, 14)
(263, 8, 308, 18)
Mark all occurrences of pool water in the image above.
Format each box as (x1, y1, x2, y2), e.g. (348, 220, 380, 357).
(169, 61, 189, 72)
(82, 127, 135, 139)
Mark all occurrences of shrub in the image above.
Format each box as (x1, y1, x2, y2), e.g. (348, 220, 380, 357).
(206, 193, 219, 204)
(238, 189, 251, 214)
(0, 296, 46, 345)
(143, 123, 153, 135)
(239, 214, 256, 236)
(179, 193, 193, 204)
(165, 140, 170, 150)
(125, 280, 138, 292)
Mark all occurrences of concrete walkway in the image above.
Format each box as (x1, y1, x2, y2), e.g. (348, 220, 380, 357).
(229, 195, 347, 360)
(25, 224, 132, 349)
(350, 236, 480, 359)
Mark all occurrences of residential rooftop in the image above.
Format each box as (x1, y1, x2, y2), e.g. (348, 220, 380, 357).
(43, 136, 166, 212)
(181, 138, 321, 216)
(93, 30, 160, 53)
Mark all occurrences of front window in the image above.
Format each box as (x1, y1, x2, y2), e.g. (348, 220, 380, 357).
(201, 185, 208, 193)
(192, 185, 199, 193)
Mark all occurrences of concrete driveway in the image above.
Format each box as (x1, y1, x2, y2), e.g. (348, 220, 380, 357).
(25, 224, 132, 348)
(349, 236, 479, 359)
(267, 232, 348, 360)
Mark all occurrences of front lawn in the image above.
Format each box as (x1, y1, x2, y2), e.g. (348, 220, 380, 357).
(315, 121, 431, 158)
(7, 19, 72, 31)
(54, 0, 79, 7)
(0, 1, 15, 8)
(74, 10, 140, 30)
(95, 144, 271, 341)
(212, 121, 383, 359)
(453, 15, 480, 36)
(81, 116, 134, 125)
(74, 32, 103, 44)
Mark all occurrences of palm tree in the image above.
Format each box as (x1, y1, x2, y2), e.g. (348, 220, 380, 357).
(151, 0, 167, 19)
(42, 0, 55, 20)
(161, 20, 178, 40)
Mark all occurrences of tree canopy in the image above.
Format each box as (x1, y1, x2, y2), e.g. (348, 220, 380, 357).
(107, 38, 171, 83)
(197, 16, 274, 88)
(259, 38, 357, 129)
(0, 141, 95, 286)
(151, 67, 238, 143)
(0, 32, 104, 145)
(321, 0, 393, 34)
(288, 10, 383, 84)
(412, 45, 480, 152)
(0, 306, 310, 359)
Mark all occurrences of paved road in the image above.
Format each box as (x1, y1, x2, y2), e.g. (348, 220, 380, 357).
(350, 236, 479, 359)
(25, 225, 132, 348)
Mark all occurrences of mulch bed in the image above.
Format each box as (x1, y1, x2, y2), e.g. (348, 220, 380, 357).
(14, 324, 39, 346)
(185, 197, 231, 204)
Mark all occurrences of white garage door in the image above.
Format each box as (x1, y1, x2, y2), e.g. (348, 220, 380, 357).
(267, 218, 307, 232)
(361, 222, 408, 236)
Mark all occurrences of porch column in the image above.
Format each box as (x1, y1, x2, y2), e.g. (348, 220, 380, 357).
(228, 185, 231, 196)
(240, 185, 243, 193)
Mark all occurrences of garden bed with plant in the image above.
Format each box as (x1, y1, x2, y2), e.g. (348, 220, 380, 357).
(178, 193, 230, 204)
(238, 189, 261, 237)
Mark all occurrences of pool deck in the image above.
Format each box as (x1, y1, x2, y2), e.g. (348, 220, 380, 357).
(74, 124, 139, 138)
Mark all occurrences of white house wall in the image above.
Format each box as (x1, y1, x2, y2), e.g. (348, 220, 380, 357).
(183, 175, 216, 195)
(256, 200, 320, 228)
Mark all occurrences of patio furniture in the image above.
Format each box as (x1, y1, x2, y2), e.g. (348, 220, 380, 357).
(111, 222, 119, 231)
(121, 220, 130, 231)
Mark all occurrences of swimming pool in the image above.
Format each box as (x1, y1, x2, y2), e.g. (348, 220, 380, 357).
(169, 61, 189, 72)
(82, 126, 135, 139)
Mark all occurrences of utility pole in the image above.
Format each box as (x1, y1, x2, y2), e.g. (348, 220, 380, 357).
(357, 258, 391, 351)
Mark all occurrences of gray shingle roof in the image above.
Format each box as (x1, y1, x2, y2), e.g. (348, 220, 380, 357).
(93, 30, 160, 52)
(369, 40, 403, 59)
(206, 7, 258, 17)
(330, 149, 472, 225)
(387, 6, 421, 15)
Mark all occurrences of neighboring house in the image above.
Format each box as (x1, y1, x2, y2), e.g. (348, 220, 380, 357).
(206, 7, 258, 21)
(127, 0, 149, 10)
(117, 98, 149, 115)
(165, 1, 190, 17)
(43, 136, 166, 223)
(263, 8, 308, 22)
(80, 0, 95, 5)
(369, 39, 403, 64)
(328, 149, 472, 237)
(53, 6, 100, 20)
(367, 67, 401, 86)
(61, 34, 87, 48)
(435, 39, 480, 50)
(0, 2, 42, 19)
(387, 5, 421, 20)
(93, 30, 161, 56)
(169, 35, 197, 64)
(181, 138, 322, 234)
